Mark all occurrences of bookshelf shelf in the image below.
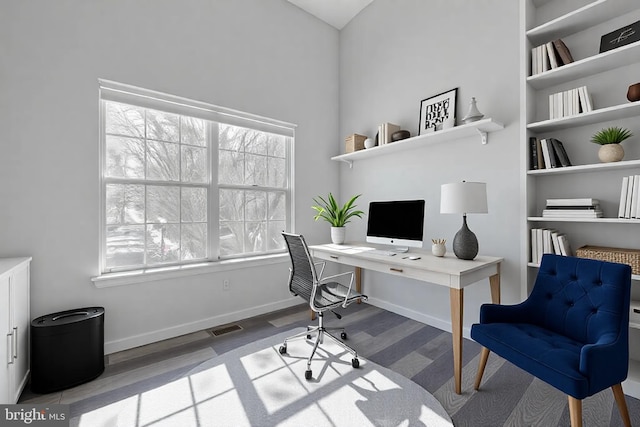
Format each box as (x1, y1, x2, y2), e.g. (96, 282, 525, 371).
(527, 101, 640, 133)
(527, 263, 640, 281)
(332, 118, 503, 167)
(526, 0, 638, 45)
(528, 159, 640, 176)
(528, 216, 640, 224)
(527, 41, 640, 90)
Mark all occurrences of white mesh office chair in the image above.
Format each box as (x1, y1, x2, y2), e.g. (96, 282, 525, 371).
(279, 232, 368, 380)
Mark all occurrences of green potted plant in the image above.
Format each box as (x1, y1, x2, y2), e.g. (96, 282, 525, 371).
(591, 126, 633, 163)
(312, 193, 364, 244)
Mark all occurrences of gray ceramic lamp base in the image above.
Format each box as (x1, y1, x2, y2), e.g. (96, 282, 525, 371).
(453, 215, 479, 260)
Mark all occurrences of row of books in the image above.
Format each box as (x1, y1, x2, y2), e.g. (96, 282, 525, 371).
(618, 175, 640, 219)
(531, 228, 572, 264)
(542, 198, 602, 219)
(529, 137, 572, 169)
(549, 86, 593, 120)
(377, 122, 400, 145)
(531, 39, 574, 76)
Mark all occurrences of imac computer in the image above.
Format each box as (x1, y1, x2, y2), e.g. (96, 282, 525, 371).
(366, 199, 425, 253)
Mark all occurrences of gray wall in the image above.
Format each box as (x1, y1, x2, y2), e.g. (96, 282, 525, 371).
(338, 0, 522, 331)
(0, 0, 340, 352)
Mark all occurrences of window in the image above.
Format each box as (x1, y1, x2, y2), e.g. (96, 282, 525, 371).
(99, 81, 294, 274)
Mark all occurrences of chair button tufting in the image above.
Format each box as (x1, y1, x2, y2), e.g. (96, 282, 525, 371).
(592, 308, 598, 314)
(568, 301, 574, 307)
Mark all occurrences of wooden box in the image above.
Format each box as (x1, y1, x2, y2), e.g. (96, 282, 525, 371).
(576, 245, 640, 275)
(345, 134, 367, 153)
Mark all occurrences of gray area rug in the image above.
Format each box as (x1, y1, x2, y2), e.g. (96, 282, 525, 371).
(114, 328, 453, 427)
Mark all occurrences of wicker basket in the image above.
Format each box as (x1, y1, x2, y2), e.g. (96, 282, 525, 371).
(575, 245, 640, 275)
(345, 134, 367, 153)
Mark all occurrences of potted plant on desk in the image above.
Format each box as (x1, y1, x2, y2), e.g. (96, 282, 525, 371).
(312, 193, 364, 244)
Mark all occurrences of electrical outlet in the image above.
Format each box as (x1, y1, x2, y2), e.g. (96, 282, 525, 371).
(223, 279, 230, 291)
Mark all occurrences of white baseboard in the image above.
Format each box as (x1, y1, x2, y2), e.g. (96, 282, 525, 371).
(104, 297, 301, 354)
(366, 296, 472, 340)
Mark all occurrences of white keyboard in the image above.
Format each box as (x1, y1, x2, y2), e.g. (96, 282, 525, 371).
(369, 249, 397, 256)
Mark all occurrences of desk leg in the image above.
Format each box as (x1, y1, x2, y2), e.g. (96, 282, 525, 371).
(490, 264, 501, 304)
(355, 267, 362, 303)
(450, 287, 463, 395)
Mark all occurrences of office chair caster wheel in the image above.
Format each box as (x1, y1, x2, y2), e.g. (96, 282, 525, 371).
(305, 369, 312, 380)
(352, 358, 360, 368)
(340, 332, 347, 340)
(279, 345, 287, 354)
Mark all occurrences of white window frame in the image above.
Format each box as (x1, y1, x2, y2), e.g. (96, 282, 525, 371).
(97, 79, 295, 278)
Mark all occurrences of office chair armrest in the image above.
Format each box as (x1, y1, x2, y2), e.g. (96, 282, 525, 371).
(580, 333, 627, 382)
(319, 271, 355, 308)
(314, 261, 326, 278)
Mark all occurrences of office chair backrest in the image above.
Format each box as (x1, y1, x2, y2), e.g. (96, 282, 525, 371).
(282, 233, 318, 303)
(528, 254, 631, 345)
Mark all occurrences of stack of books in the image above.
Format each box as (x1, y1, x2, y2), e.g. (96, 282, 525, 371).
(377, 122, 401, 145)
(618, 175, 640, 219)
(549, 86, 593, 119)
(531, 38, 574, 76)
(529, 137, 572, 169)
(530, 228, 572, 264)
(542, 198, 602, 218)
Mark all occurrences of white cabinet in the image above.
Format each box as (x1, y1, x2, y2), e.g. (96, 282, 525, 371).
(0, 258, 31, 404)
(521, 0, 640, 397)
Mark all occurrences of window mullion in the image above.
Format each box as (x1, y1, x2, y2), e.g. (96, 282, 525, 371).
(209, 122, 220, 260)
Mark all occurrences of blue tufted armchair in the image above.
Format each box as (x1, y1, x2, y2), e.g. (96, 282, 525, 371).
(471, 254, 632, 427)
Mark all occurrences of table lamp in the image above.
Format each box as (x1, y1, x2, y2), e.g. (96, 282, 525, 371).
(440, 181, 488, 260)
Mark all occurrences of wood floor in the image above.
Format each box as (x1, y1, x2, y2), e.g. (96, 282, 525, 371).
(18, 302, 640, 426)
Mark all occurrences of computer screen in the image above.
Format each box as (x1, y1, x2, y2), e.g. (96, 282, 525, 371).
(366, 200, 425, 251)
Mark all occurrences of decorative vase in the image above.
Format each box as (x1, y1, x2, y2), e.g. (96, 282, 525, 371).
(330, 226, 346, 244)
(432, 243, 446, 257)
(598, 144, 624, 163)
(627, 83, 640, 102)
(364, 138, 375, 149)
(462, 97, 484, 124)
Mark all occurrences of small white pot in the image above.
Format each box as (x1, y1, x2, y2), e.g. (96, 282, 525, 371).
(432, 243, 446, 257)
(598, 144, 624, 162)
(331, 227, 346, 244)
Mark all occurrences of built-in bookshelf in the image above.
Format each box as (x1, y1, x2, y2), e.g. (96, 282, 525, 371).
(521, 0, 640, 398)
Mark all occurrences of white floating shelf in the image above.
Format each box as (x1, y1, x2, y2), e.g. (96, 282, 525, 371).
(528, 159, 640, 176)
(526, 0, 638, 45)
(528, 216, 640, 223)
(527, 101, 640, 133)
(527, 41, 640, 90)
(332, 118, 504, 167)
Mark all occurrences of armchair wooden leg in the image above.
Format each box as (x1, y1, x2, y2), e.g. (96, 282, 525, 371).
(474, 347, 490, 390)
(567, 396, 582, 427)
(612, 383, 631, 427)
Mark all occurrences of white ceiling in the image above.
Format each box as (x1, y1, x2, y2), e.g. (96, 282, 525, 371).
(287, 0, 374, 30)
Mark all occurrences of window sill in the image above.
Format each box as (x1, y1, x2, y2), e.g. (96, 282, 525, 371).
(92, 253, 289, 288)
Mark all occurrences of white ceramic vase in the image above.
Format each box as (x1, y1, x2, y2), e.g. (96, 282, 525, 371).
(432, 243, 446, 257)
(598, 144, 624, 163)
(331, 227, 346, 244)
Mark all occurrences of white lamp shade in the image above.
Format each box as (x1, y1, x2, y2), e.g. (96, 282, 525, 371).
(440, 182, 488, 214)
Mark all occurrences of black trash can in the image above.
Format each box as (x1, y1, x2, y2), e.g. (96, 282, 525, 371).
(31, 307, 105, 393)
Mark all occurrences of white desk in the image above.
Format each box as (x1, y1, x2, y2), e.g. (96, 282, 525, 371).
(308, 242, 503, 395)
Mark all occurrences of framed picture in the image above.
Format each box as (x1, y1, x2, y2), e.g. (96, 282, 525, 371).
(599, 19, 640, 53)
(419, 88, 457, 135)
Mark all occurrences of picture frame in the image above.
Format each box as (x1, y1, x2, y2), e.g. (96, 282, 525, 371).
(418, 88, 457, 135)
(599, 19, 640, 53)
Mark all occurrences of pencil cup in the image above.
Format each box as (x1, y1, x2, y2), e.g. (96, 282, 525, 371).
(432, 243, 446, 257)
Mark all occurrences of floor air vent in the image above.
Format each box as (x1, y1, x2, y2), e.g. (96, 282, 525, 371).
(210, 324, 243, 337)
